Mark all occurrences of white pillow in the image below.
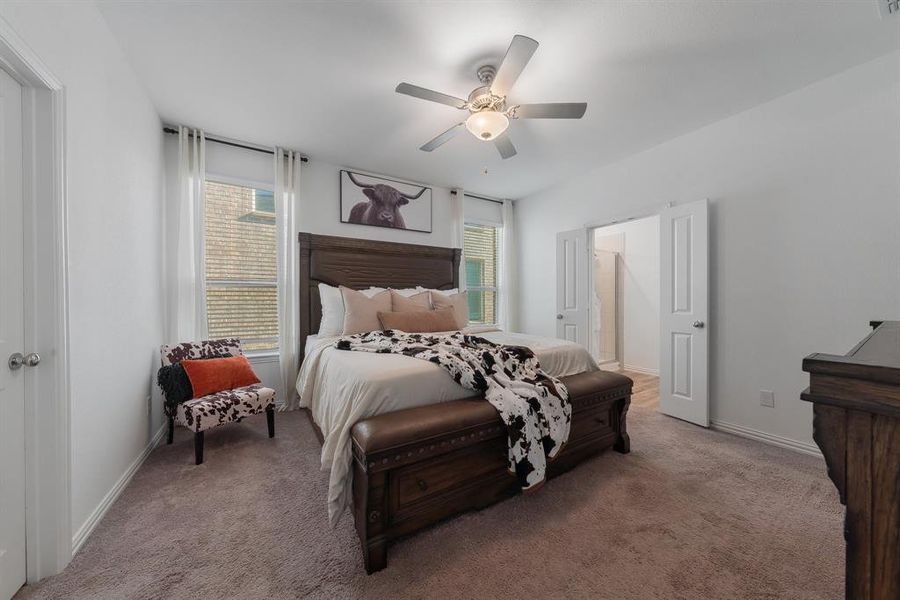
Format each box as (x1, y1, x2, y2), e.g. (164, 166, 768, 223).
(416, 287, 459, 308)
(391, 287, 421, 297)
(317, 283, 385, 336)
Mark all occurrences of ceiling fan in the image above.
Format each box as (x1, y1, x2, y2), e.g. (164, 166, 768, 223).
(396, 35, 587, 160)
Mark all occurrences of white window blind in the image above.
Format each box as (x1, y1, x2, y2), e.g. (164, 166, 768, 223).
(464, 194, 503, 225)
(464, 223, 499, 325)
(205, 179, 278, 352)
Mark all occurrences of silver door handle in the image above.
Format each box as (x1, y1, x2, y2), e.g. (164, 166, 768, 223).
(692, 320, 705, 329)
(8, 352, 40, 370)
(556, 314, 564, 320)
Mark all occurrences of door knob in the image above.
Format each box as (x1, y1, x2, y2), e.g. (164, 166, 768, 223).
(556, 314, 564, 320)
(692, 320, 705, 329)
(8, 353, 24, 370)
(8, 352, 40, 370)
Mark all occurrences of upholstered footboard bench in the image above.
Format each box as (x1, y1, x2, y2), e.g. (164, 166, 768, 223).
(350, 370, 633, 573)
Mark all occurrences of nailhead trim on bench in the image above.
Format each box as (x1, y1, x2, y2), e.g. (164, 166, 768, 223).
(352, 387, 631, 473)
(355, 423, 508, 472)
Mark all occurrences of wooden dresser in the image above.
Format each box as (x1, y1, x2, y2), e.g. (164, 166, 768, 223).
(802, 321, 900, 600)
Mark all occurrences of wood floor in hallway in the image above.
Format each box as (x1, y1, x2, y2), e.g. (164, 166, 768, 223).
(616, 369, 659, 410)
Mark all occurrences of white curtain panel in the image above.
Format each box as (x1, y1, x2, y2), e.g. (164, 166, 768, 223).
(451, 188, 466, 289)
(275, 148, 301, 404)
(500, 199, 518, 332)
(167, 126, 208, 343)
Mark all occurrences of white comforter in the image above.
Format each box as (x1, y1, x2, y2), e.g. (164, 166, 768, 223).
(292, 327, 598, 525)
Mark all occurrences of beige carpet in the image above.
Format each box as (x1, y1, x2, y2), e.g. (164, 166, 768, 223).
(16, 375, 843, 599)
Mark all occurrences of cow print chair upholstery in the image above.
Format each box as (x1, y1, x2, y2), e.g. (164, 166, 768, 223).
(160, 338, 276, 464)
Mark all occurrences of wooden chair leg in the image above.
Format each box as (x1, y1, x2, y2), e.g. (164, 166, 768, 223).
(194, 431, 204, 465)
(266, 406, 275, 438)
(166, 416, 174, 445)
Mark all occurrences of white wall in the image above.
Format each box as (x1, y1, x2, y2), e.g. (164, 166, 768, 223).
(300, 160, 455, 247)
(165, 137, 459, 396)
(517, 52, 900, 447)
(0, 2, 166, 542)
(174, 136, 457, 246)
(259, 159, 456, 395)
(174, 137, 456, 248)
(594, 217, 660, 373)
(202, 140, 457, 244)
(275, 160, 457, 394)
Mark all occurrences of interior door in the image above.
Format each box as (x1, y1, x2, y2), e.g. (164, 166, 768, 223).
(0, 67, 26, 600)
(556, 228, 589, 346)
(659, 199, 709, 426)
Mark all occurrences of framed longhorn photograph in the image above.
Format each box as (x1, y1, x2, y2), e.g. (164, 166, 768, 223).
(340, 170, 432, 233)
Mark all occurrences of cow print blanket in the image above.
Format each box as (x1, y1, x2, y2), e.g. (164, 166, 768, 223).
(335, 330, 571, 490)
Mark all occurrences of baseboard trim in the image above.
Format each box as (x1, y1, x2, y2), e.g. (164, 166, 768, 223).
(710, 419, 822, 458)
(71, 422, 167, 554)
(622, 364, 659, 376)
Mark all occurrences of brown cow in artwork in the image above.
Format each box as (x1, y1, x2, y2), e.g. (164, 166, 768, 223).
(345, 172, 427, 229)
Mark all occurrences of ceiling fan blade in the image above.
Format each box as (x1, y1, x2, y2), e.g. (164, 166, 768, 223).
(513, 103, 587, 119)
(420, 123, 465, 152)
(396, 83, 467, 109)
(491, 35, 539, 97)
(494, 133, 517, 159)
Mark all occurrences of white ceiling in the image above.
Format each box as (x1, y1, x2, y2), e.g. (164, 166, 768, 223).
(97, 1, 899, 198)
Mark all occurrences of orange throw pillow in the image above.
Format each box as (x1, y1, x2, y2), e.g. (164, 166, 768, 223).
(181, 356, 261, 399)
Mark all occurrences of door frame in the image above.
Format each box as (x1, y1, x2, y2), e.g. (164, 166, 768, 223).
(0, 17, 72, 581)
(584, 203, 667, 374)
(583, 201, 710, 424)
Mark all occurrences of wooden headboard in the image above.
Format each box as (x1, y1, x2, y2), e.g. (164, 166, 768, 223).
(298, 233, 461, 361)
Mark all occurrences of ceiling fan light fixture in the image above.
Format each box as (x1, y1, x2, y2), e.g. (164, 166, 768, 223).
(465, 110, 509, 141)
(398, 35, 585, 159)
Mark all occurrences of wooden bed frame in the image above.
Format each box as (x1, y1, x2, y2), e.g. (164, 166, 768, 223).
(298, 232, 631, 573)
(298, 232, 461, 364)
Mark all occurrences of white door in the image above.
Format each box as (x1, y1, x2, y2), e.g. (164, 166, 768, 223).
(659, 199, 709, 426)
(0, 67, 26, 600)
(556, 229, 589, 346)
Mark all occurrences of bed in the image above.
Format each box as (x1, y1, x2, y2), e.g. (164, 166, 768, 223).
(295, 233, 632, 572)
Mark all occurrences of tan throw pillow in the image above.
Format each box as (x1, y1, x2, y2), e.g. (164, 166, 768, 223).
(341, 286, 391, 335)
(430, 290, 468, 329)
(378, 308, 459, 333)
(390, 289, 431, 312)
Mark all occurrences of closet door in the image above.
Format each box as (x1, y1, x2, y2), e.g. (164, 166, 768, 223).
(659, 199, 709, 426)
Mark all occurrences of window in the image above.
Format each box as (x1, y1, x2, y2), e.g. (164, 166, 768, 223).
(253, 189, 275, 214)
(205, 180, 278, 353)
(464, 223, 499, 325)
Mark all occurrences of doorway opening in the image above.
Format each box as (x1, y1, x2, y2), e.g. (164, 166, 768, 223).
(555, 199, 709, 427)
(590, 215, 661, 408)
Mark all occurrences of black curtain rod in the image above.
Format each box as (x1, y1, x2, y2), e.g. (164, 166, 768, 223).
(162, 127, 308, 163)
(450, 190, 504, 205)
